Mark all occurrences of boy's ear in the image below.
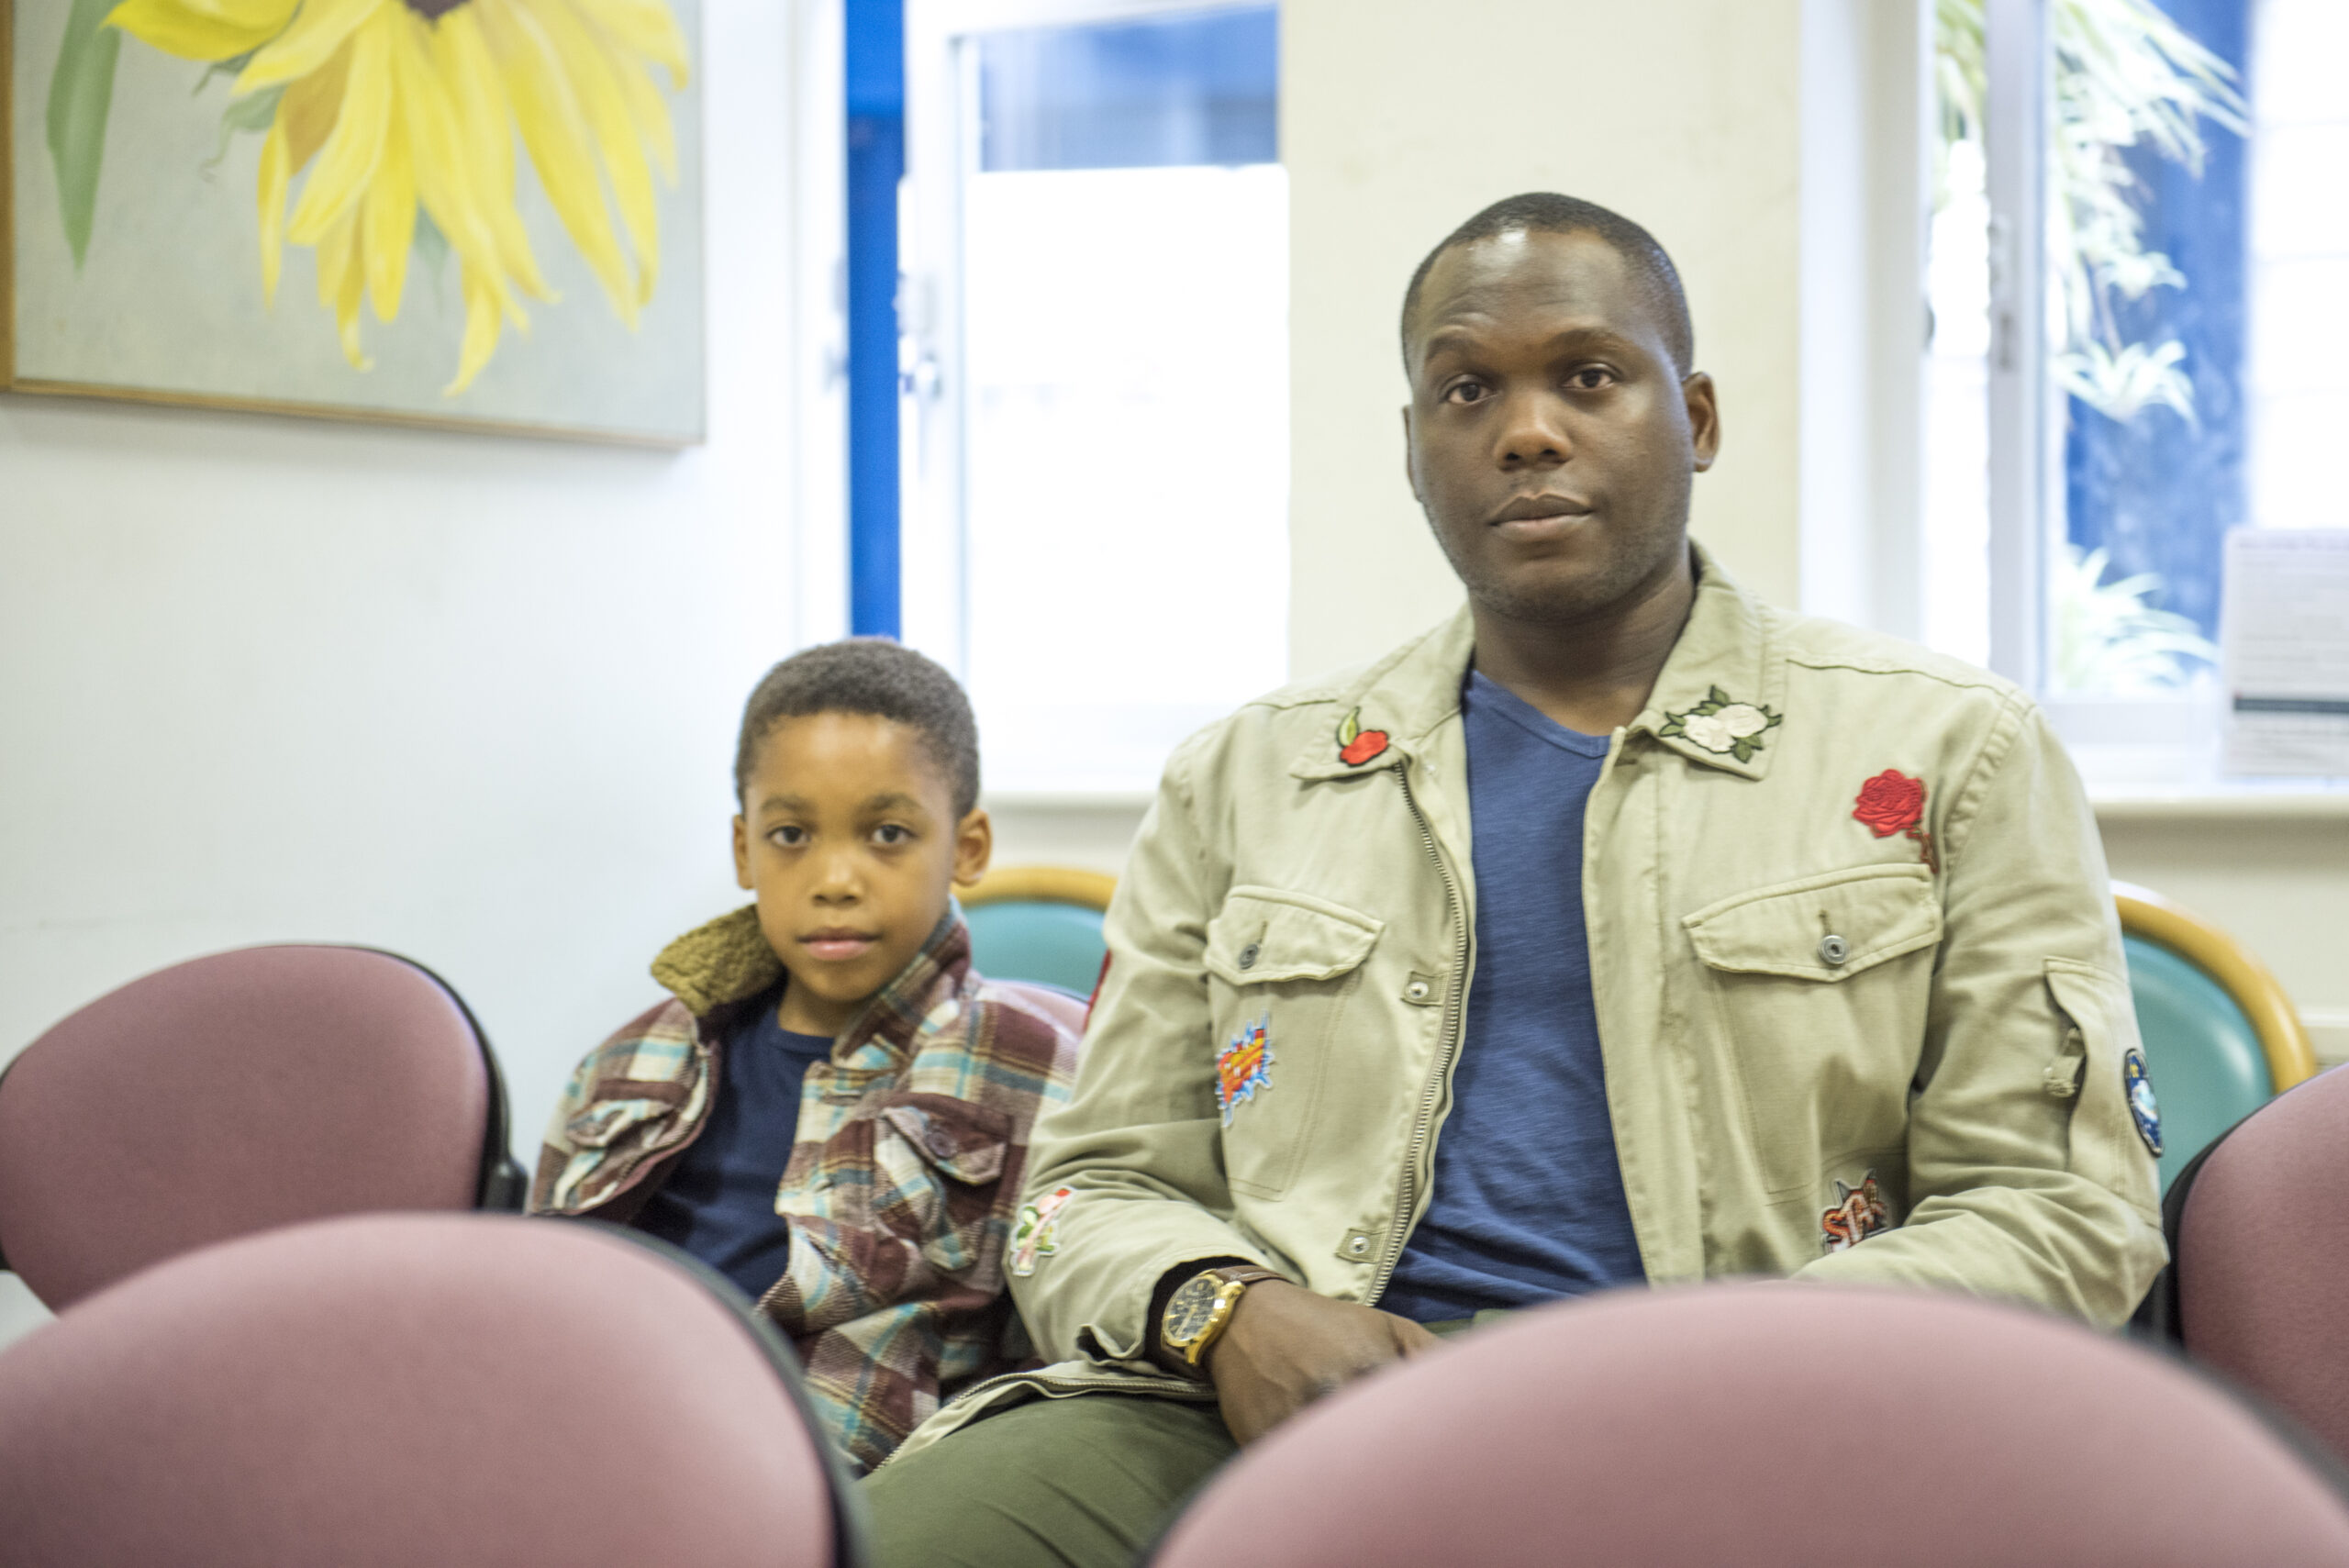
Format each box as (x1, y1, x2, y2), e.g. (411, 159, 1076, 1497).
(732, 814, 753, 891)
(952, 807, 994, 888)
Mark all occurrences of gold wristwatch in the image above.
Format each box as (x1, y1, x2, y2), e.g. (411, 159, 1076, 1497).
(1159, 1265, 1286, 1369)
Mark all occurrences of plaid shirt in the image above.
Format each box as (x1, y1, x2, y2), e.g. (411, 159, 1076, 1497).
(530, 906, 1084, 1473)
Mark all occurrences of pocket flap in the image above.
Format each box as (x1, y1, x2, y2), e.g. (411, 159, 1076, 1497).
(1205, 885, 1384, 986)
(880, 1095, 1011, 1185)
(1683, 863, 1942, 981)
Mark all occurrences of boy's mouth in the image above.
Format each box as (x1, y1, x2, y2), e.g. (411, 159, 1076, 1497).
(800, 929, 882, 962)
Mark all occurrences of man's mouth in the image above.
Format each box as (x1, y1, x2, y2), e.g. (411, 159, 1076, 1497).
(1489, 493, 1596, 539)
(800, 929, 882, 962)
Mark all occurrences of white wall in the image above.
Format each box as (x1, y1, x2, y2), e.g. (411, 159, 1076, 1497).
(0, 4, 821, 1343)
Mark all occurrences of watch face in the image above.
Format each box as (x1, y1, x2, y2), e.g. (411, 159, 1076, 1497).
(1163, 1274, 1221, 1345)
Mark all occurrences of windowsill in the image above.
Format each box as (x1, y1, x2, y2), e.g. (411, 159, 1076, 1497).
(2089, 781, 2349, 820)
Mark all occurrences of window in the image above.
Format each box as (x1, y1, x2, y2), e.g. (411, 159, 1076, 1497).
(1924, 0, 2346, 773)
(900, 2, 1286, 795)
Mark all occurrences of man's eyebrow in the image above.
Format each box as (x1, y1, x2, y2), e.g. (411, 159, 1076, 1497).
(1421, 322, 1636, 361)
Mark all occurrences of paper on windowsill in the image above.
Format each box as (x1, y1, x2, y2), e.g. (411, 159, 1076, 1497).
(2221, 529, 2349, 777)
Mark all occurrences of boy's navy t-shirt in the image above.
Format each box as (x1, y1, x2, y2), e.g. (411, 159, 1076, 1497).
(633, 984, 828, 1303)
(1378, 670, 1647, 1322)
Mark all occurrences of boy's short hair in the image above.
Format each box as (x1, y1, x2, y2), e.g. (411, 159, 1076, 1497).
(1400, 192, 1695, 374)
(734, 639, 981, 816)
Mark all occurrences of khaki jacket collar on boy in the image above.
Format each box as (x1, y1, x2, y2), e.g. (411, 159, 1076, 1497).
(889, 544, 2164, 1464)
(531, 906, 1085, 1473)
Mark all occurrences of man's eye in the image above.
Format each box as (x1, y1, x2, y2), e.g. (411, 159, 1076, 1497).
(1567, 367, 1615, 390)
(1443, 381, 1488, 405)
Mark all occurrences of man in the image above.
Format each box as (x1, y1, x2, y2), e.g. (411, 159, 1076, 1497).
(861, 193, 2164, 1567)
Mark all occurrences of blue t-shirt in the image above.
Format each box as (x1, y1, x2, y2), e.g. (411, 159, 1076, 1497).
(1379, 670, 1647, 1322)
(633, 987, 830, 1302)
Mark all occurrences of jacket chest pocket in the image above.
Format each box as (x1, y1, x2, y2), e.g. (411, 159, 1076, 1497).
(1203, 885, 1385, 1201)
(1680, 863, 1943, 1199)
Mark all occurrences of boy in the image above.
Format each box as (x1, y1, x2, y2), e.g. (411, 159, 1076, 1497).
(531, 639, 1085, 1474)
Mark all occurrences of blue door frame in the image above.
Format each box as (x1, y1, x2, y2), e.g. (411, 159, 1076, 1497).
(845, 0, 904, 639)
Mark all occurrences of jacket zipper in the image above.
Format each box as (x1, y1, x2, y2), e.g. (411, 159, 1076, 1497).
(1369, 762, 1472, 1302)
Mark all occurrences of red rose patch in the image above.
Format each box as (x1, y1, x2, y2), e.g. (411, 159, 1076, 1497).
(1336, 708, 1389, 766)
(1854, 770, 1937, 871)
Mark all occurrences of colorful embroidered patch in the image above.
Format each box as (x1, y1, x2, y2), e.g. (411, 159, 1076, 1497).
(1854, 769, 1938, 872)
(2124, 1045, 2164, 1157)
(1659, 686, 1782, 762)
(1009, 1185, 1075, 1276)
(1336, 708, 1390, 767)
(1215, 1017, 1275, 1124)
(1820, 1171, 1889, 1253)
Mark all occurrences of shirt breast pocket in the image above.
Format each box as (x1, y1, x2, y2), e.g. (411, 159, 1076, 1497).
(1680, 863, 1943, 1198)
(1202, 885, 1385, 1200)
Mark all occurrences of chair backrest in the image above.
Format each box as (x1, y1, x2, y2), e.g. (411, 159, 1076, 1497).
(962, 865, 1117, 996)
(0, 945, 522, 1310)
(0, 1213, 857, 1568)
(2118, 882, 2317, 1192)
(1152, 1283, 2349, 1568)
(2174, 1062, 2349, 1472)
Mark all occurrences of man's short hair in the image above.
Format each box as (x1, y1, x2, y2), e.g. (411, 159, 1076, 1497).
(734, 639, 981, 816)
(1399, 192, 1695, 374)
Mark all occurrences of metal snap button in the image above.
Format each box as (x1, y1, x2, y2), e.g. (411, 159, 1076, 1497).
(1237, 941, 1262, 971)
(1346, 1235, 1370, 1256)
(1404, 979, 1431, 1003)
(1818, 934, 1850, 967)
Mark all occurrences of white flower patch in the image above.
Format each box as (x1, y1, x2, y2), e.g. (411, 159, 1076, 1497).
(1681, 713, 1735, 752)
(1716, 703, 1770, 739)
(1657, 686, 1785, 763)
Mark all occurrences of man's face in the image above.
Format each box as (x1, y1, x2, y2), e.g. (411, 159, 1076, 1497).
(731, 712, 990, 1033)
(1404, 229, 1720, 625)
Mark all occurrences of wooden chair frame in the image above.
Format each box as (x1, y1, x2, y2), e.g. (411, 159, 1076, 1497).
(2115, 882, 2319, 1095)
(959, 865, 1118, 914)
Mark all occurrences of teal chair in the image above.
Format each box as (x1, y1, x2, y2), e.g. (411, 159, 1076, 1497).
(2116, 883, 2318, 1194)
(962, 867, 1116, 999)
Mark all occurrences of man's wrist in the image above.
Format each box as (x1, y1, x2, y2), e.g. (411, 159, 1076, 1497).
(1149, 1259, 1287, 1376)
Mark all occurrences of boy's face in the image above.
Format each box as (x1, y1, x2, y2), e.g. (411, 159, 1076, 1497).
(732, 711, 991, 1037)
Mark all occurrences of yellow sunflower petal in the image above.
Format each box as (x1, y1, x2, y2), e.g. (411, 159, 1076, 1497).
(361, 77, 415, 321)
(256, 112, 289, 302)
(391, 11, 527, 340)
(433, 7, 551, 302)
(279, 39, 351, 172)
(314, 207, 373, 370)
(571, 0, 688, 90)
(534, 0, 658, 307)
(478, 0, 634, 324)
(235, 0, 382, 92)
(608, 53, 674, 184)
(105, 0, 298, 61)
(448, 261, 503, 395)
(286, 11, 393, 246)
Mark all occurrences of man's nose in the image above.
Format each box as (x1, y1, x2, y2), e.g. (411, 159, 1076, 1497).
(1496, 393, 1572, 469)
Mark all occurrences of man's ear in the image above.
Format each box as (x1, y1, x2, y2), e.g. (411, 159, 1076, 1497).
(1402, 405, 1422, 502)
(1683, 372, 1721, 472)
(732, 814, 753, 891)
(952, 807, 994, 888)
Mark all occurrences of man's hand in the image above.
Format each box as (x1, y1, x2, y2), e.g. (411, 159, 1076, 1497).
(1202, 1281, 1442, 1445)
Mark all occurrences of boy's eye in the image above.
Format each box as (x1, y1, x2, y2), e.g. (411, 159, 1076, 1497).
(873, 824, 913, 846)
(769, 825, 807, 847)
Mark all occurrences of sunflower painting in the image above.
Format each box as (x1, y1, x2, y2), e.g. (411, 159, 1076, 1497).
(4, 0, 704, 441)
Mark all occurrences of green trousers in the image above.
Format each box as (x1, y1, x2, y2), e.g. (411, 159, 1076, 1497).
(857, 1318, 1496, 1568)
(859, 1393, 1236, 1568)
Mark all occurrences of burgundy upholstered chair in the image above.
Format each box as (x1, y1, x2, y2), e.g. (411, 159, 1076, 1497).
(0, 1213, 858, 1568)
(0, 945, 526, 1310)
(1152, 1283, 2349, 1568)
(2168, 1063, 2349, 1470)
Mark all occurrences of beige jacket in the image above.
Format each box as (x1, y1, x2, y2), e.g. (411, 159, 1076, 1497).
(890, 550, 2164, 1462)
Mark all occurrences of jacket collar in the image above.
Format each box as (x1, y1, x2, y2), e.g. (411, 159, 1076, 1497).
(1287, 541, 1782, 784)
(649, 905, 973, 1050)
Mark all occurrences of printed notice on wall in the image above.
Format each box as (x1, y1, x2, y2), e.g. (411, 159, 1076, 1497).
(2221, 529, 2349, 777)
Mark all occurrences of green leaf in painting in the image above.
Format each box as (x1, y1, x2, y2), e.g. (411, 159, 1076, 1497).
(205, 83, 286, 170)
(47, 0, 125, 269)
